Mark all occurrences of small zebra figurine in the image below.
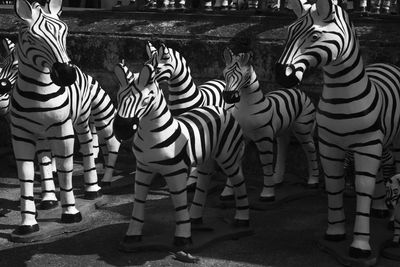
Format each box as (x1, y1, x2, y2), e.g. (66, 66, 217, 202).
(275, 0, 400, 257)
(221, 48, 319, 201)
(113, 62, 250, 246)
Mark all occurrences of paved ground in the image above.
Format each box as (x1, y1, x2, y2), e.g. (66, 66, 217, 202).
(0, 142, 399, 267)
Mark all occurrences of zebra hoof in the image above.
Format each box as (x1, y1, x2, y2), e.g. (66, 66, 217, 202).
(348, 246, 371, 258)
(370, 208, 390, 218)
(233, 219, 250, 228)
(84, 190, 102, 200)
(61, 212, 82, 224)
(173, 236, 193, 247)
(187, 183, 197, 192)
(38, 200, 58, 210)
(259, 196, 275, 202)
(307, 183, 319, 189)
(191, 217, 203, 225)
(324, 233, 346, 242)
(219, 194, 235, 201)
(123, 235, 142, 243)
(12, 224, 39, 235)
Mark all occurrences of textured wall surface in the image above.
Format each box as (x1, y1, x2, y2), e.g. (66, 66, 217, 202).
(0, 8, 399, 147)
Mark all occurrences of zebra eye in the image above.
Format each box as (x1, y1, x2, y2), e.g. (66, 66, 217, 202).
(311, 33, 321, 42)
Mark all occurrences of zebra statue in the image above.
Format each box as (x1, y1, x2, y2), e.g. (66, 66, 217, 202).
(275, 0, 400, 258)
(221, 48, 319, 201)
(145, 42, 231, 190)
(11, 0, 117, 235)
(113, 62, 250, 246)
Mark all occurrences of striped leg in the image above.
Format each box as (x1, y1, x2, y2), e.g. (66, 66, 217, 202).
(186, 167, 198, 191)
(163, 166, 192, 244)
(351, 148, 381, 255)
(12, 137, 38, 233)
(190, 163, 214, 222)
(75, 123, 101, 198)
(293, 127, 320, 187)
(256, 135, 276, 201)
(394, 202, 400, 244)
(50, 122, 81, 222)
(96, 127, 120, 184)
(36, 138, 58, 209)
(319, 139, 346, 239)
(219, 155, 250, 223)
(90, 120, 99, 160)
(125, 166, 156, 238)
(273, 135, 289, 185)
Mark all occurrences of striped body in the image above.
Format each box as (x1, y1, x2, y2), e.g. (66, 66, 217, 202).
(113, 63, 249, 242)
(146, 42, 231, 187)
(222, 48, 319, 200)
(275, 0, 400, 255)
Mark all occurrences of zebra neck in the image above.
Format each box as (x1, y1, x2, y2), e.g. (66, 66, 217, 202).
(168, 74, 203, 115)
(139, 92, 181, 143)
(239, 77, 264, 104)
(17, 56, 54, 90)
(321, 47, 370, 104)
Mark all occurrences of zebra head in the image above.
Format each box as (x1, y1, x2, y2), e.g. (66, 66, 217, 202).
(0, 38, 18, 94)
(152, 43, 183, 83)
(15, 0, 76, 87)
(276, 0, 350, 88)
(0, 38, 18, 116)
(113, 62, 157, 142)
(386, 174, 400, 209)
(222, 47, 254, 104)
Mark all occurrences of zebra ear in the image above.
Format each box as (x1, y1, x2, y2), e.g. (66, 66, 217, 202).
(240, 52, 252, 67)
(45, 0, 63, 17)
(223, 47, 234, 65)
(2, 38, 15, 55)
(158, 43, 170, 60)
(15, 0, 41, 25)
(137, 64, 156, 89)
(114, 63, 130, 89)
(287, 0, 312, 18)
(316, 0, 335, 21)
(146, 41, 157, 59)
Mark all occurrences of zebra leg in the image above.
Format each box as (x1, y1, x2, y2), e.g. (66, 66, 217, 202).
(218, 152, 250, 225)
(90, 119, 99, 160)
(393, 201, 400, 244)
(186, 167, 198, 191)
(75, 124, 101, 199)
(220, 175, 235, 201)
(12, 137, 39, 234)
(255, 134, 276, 201)
(350, 148, 382, 257)
(190, 163, 213, 223)
(319, 140, 346, 240)
(273, 135, 289, 185)
(95, 123, 120, 185)
(293, 121, 319, 187)
(163, 165, 192, 246)
(125, 166, 155, 240)
(36, 138, 58, 210)
(51, 122, 82, 223)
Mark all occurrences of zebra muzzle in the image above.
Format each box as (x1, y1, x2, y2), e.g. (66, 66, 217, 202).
(50, 62, 77, 87)
(275, 63, 300, 88)
(222, 91, 240, 104)
(0, 79, 12, 94)
(113, 115, 139, 142)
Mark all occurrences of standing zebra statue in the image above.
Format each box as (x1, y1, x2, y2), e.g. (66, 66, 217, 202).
(11, 0, 118, 235)
(275, 0, 400, 257)
(0, 37, 119, 210)
(113, 62, 250, 246)
(221, 48, 319, 201)
(386, 174, 400, 245)
(145, 42, 230, 189)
